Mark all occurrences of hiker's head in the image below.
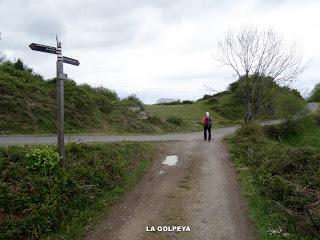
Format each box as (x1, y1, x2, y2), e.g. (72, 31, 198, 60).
(205, 112, 209, 117)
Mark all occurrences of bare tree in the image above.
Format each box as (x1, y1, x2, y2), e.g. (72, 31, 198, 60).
(217, 27, 305, 122)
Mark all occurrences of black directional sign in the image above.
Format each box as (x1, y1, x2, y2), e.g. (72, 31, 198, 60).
(30, 43, 80, 66)
(29, 43, 57, 54)
(63, 56, 80, 66)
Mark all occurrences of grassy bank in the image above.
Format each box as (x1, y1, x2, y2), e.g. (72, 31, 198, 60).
(285, 127, 320, 150)
(0, 60, 176, 135)
(226, 116, 320, 240)
(0, 142, 163, 239)
(145, 101, 241, 132)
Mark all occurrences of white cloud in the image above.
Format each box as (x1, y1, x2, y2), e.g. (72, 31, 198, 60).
(0, 0, 319, 103)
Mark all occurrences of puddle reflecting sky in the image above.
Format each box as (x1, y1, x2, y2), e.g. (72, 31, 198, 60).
(162, 155, 178, 166)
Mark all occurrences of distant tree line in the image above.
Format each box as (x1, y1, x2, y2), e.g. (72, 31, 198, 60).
(155, 100, 194, 105)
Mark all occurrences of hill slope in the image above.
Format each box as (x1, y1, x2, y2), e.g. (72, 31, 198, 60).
(146, 78, 306, 131)
(145, 101, 240, 131)
(0, 61, 163, 134)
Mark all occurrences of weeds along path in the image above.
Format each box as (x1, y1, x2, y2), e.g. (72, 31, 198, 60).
(85, 129, 256, 240)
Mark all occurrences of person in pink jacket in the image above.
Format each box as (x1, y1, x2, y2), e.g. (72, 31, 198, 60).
(202, 112, 212, 142)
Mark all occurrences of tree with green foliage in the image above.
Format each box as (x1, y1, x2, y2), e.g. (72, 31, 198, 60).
(222, 75, 304, 120)
(273, 92, 306, 122)
(217, 27, 305, 122)
(309, 83, 320, 102)
(122, 94, 145, 110)
(13, 58, 24, 71)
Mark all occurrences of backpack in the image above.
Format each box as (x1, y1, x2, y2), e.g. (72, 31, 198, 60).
(206, 116, 212, 127)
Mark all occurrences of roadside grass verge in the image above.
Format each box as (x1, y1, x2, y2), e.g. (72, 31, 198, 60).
(230, 155, 294, 240)
(0, 142, 163, 239)
(225, 117, 320, 240)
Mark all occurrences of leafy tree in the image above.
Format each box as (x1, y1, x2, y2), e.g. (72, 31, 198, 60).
(122, 94, 145, 110)
(273, 92, 306, 122)
(309, 83, 320, 102)
(223, 76, 305, 120)
(13, 58, 24, 71)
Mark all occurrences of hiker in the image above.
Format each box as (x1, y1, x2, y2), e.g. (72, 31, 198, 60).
(202, 112, 212, 142)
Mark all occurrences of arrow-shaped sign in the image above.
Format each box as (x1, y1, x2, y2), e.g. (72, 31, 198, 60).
(29, 43, 57, 55)
(63, 56, 80, 66)
(29, 43, 80, 66)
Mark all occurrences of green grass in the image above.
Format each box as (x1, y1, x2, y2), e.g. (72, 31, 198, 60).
(0, 142, 163, 239)
(225, 121, 320, 239)
(231, 154, 301, 240)
(285, 127, 320, 150)
(145, 101, 241, 132)
(0, 61, 170, 135)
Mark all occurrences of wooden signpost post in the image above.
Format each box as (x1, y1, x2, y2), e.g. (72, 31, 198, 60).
(29, 36, 80, 163)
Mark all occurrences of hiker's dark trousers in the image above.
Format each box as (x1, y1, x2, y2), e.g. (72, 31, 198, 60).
(204, 125, 211, 141)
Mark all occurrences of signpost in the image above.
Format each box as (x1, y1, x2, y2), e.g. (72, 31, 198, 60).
(63, 56, 80, 66)
(58, 72, 68, 80)
(29, 36, 80, 163)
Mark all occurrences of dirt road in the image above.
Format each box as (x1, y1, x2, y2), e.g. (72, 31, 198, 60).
(0, 127, 236, 145)
(85, 129, 256, 240)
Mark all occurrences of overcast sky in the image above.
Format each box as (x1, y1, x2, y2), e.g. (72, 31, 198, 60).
(1, 0, 320, 103)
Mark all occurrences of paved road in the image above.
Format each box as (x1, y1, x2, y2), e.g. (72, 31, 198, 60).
(0, 127, 237, 146)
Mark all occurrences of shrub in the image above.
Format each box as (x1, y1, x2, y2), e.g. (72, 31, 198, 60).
(236, 123, 265, 138)
(210, 93, 243, 120)
(159, 100, 181, 105)
(273, 92, 307, 121)
(309, 83, 320, 102)
(166, 116, 184, 125)
(25, 146, 60, 174)
(122, 94, 145, 110)
(313, 112, 320, 127)
(0, 142, 157, 239)
(182, 100, 193, 104)
(0, 60, 158, 134)
(228, 122, 320, 237)
(147, 116, 163, 125)
(263, 121, 303, 140)
(205, 97, 218, 105)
